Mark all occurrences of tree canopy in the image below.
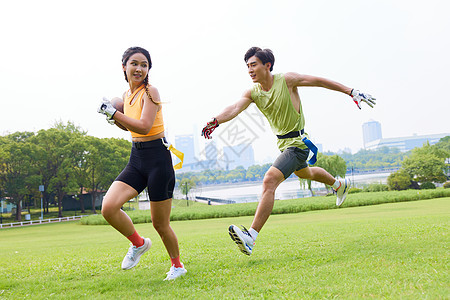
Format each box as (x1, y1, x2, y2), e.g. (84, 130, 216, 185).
(387, 137, 449, 190)
(1, 122, 447, 220)
(0, 121, 130, 220)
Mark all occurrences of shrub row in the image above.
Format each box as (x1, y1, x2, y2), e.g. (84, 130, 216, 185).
(80, 188, 450, 225)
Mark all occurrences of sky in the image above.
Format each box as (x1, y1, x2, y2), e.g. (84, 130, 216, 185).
(1, 0, 449, 164)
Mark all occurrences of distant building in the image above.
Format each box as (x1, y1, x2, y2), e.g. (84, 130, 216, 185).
(62, 193, 103, 211)
(175, 134, 208, 173)
(365, 133, 449, 152)
(1, 199, 15, 213)
(337, 147, 352, 155)
(316, 143, 323, 153)
(205, 140, 218, 162)
(175, 134, 196, 165)
(223, 143, 255, 170)
(362, 120, 382, 148)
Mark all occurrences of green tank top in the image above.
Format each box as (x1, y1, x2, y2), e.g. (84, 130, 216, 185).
(251, 73, 308, 151)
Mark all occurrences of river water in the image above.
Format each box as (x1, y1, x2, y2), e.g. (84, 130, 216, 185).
(175, 172, 390, 203)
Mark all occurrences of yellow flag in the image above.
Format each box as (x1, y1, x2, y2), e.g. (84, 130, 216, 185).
(168, 144, 184, 170)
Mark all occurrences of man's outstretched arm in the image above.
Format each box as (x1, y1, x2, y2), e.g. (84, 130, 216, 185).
(201, 90, 253, 139)
(285, 72, 352, 94)
(285, 72, 376, 109)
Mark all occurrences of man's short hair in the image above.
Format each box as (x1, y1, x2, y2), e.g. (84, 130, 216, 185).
(244, 47, 275, 71)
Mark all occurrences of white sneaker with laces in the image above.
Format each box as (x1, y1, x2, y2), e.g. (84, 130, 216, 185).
(335, 178, 351, 206)
(164, 264, 187, 281)
(121, 237, 152, 270)
(228, 225, 255, 256)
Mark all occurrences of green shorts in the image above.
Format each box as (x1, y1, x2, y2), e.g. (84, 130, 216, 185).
(272, 147, 310, 179)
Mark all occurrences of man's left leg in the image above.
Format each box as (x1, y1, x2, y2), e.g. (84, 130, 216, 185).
(294, 166, 351, 206)
(294, 166, 335, 186)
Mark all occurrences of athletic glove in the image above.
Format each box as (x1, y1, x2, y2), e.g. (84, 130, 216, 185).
(97, 97, 117, 119)
(350, 89, 376, 109)
(201, 118, 219, 139)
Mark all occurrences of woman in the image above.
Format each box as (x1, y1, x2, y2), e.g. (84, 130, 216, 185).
(97, 46, 186, 281)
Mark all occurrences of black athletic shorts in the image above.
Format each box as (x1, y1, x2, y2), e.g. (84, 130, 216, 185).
(115, 139, 175, 201)
(272, 147, 310, 179)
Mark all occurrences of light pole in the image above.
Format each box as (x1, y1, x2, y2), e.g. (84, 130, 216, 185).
(0, 190, 3, 224)
(352, 166, 354, 187)
(74, 194, 77, 216)
(185, 182, 189, 207)
(39, 185, 44, 220)
(446, 158, 450, 178)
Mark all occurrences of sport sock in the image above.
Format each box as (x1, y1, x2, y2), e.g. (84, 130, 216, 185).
(248, 228, 259, 241)
(170, 256, 183, 268)
(126, 231, 144, 247)
(332, 180, 341, 190)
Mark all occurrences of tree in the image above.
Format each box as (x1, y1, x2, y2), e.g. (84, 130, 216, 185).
(52, 120, 87, 135)
(52, 121, 91, 212)
(245, 164, 272, 180)
(339, 147, 407, 172)
(434, 136, 450, 177)
(246, 165, 262, 181)
(84, 137, 106, 213)
(0, 124, 137, 218)
(51, 156, 78, 217)
(180, 178, 196, 200)
(0, 133, 40, 221)
(68, 135, 90, 213)
(387, 169, 411, 191)
(314, 153, 347, 191)
(227, 166, 246, 182)
(402, 143, 447, 184)
(31, 129, 64, 214)
(315, 153, 347, 178)
(299, 178, 314, 196)
(434, 136, 450, 154)
(31, 122, 85, 217)
(84, 137, 130, 213)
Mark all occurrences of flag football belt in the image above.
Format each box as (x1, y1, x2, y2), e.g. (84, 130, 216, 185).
(276, 129, 304, 139)
(276, 129, 318, 165)
(132, 138, 184, 170)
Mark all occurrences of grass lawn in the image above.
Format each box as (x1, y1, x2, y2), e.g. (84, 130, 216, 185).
(0, 198, 448, 299)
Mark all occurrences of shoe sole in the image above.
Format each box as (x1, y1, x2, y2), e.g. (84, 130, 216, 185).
(228, 225, 252, 256)
(122, 239, 152, 270)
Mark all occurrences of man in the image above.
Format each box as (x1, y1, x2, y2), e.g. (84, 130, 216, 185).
(201, 47, 375, 256)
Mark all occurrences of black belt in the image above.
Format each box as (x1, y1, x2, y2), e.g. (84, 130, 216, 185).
(276, 129, 304, 139)
(132, 137, 167, 149)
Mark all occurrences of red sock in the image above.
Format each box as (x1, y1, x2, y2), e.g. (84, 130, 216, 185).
(170, 256, 183, 268)
(126, 231, 144, 247)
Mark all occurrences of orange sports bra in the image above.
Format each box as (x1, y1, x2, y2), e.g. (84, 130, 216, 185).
(124, 85, 164, 138)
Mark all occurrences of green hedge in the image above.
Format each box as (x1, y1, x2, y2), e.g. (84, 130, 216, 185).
(80, 188, 450, 225)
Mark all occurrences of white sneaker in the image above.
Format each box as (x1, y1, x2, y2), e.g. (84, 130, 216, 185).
(228, 225, 255, 256)
(335, 178, 351, 206)
(121, 237, 152, 270)
(164, 264, 187, 281)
